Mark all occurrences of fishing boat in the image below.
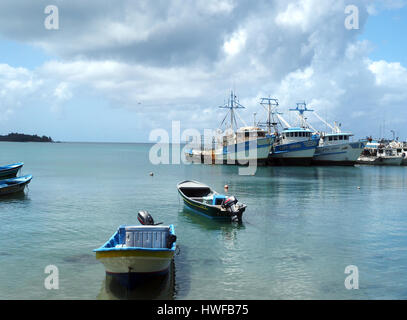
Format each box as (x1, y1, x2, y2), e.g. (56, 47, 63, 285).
(357, 141, 403, 165)
(388, 140, 407, 165)
(270, 127, 319, 165)
(0, 162, 24, 179)
(184, 91, 273, 165)
(262, 101, 318, 166)
(0, 175, 32, 196)
(313, 132, 367, 165)
(311, 122, 367, 166)
(94, 211, 177, 288)
(177, 180, 246, 222)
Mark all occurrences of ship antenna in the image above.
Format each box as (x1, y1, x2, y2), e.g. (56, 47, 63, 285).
(289, 102, 314, 129)
(218, 90, 245, 132)
(259, 97, 280, 134)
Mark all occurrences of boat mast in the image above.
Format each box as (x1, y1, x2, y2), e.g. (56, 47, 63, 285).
(289, 102, 315, 130)
(259, 97, 280, 135)
(219, 90, 246, 132)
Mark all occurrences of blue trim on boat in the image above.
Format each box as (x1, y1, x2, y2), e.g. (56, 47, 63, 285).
(93, 224, 176, 253)
(273, 140, 318, 154)
(0, 162, 24, 170)
(183, 203, 231, 220)
(222, 137, 271, 155)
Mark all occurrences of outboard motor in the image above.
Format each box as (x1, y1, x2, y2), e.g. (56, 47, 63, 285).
(167, 234, 177, 249)
(221, 196, 246, 222)
(138, 210, 162, 225)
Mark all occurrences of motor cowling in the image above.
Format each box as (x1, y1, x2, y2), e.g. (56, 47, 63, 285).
(137, 210, 155, 225)
(221, 196, 238, 209)
(221, 196, 246, 222)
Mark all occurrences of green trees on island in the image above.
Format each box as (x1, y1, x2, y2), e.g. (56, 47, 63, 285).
(0, 133, 53, 142)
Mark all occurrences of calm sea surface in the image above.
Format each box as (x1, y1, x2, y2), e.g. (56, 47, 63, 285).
(1, 141, 407, 299)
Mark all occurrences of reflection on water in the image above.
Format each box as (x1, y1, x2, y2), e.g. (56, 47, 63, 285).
(97, 261, 176, 300)
(0, 191, 30, 203)
(179, 207, 246, 232)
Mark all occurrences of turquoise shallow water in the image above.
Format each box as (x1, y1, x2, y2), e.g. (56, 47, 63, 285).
(1, 141, 407, 299)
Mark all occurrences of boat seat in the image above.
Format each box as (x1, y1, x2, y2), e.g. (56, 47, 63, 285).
(124, 226, 170, 249)
(212, 195, 227, 205)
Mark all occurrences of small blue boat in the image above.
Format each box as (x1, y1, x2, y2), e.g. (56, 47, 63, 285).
(0, 175, 32, 196)
(94, 211, 177, 288)
(0, 163, 24, 179)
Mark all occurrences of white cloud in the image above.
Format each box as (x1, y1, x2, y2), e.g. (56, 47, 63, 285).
(223, 29, 247, 57)
(0, 0, 406, 140)
(368, 60, 407, 87)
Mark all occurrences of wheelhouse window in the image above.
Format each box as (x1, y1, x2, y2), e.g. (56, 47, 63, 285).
(339, 136, 343, 140)
(329, 136, 333, 141)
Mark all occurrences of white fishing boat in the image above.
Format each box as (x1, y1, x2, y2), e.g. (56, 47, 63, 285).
(184, 91, 273, 165)
(270, 127, 318, 165)
(312, 122, 367, 166)
(388, 140, 407, 165)
(357, 141, 403, 166)
(263, 101, 318, 166)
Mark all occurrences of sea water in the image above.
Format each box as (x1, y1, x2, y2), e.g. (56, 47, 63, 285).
(1, 142, 407, 299)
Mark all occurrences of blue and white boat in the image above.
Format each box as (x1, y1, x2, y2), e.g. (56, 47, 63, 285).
(94, 212, 177, 288)
(185, 91, 273, 165)
(269, 127, 318, 165)
(260, 100, 318, 165)
(0, 174, 32, 196)
(313, 130, 367, 166)
(0, 162, 23, 179)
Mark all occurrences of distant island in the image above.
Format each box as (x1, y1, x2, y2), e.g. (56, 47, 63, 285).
(0, 133, 54, 142)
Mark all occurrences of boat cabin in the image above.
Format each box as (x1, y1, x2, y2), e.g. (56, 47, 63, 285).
(220, 126, 267, 147)
(320, 132, 353, 146)
(280, 127, 313, 144)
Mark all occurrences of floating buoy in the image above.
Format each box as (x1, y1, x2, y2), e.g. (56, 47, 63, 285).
(224, 184, 229, 190)
(357, 186, 360, 189)
(149, 172, 154, 176)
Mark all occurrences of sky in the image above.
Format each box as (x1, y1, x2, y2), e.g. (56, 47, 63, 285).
(0, 0, 406, 142)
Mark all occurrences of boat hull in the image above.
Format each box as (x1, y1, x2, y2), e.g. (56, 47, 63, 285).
(179, 191, 232, 219)
(0, 175, 32, 196)
(356, 156, 403, 166)
(0, 163, 23, 179)
(96, 250, 174, 288)
(94, 225, 176, 288)
(185, 137, 272, 165)
(268, 140, 318, 166)
(96, 250, 174, 274)
(312, 141, 366, 166)
(216, 137, 272, 164)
